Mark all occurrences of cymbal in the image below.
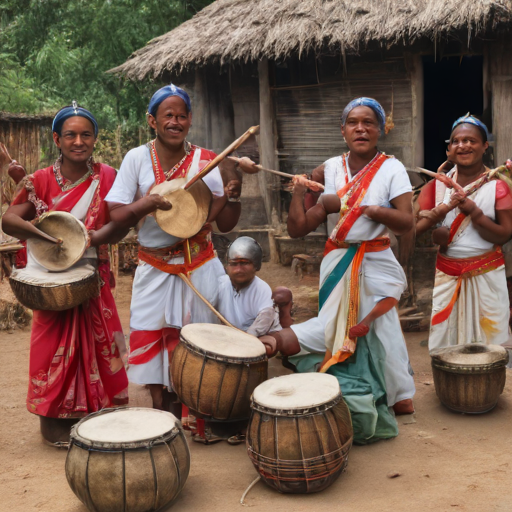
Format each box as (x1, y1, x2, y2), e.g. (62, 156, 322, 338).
(152, 178, 212, 239)
(27, 211, 89, 271)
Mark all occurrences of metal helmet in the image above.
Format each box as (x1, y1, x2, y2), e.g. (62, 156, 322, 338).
(227, 236, 263, 270)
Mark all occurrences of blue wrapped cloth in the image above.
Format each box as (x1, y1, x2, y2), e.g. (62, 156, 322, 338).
(52, 102, 98, 137)
(451, 113, 489, 142)
(147, 84, 192, 117)
(341, 97, 386, 131)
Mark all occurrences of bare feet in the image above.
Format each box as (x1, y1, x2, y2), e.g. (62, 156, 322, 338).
(393, 399, 415, 415)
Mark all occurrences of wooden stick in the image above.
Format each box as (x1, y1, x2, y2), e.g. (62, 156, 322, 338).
(178, 272, 241, 330)
(228, 156, 325, 191)
(184, 126, 260, 190)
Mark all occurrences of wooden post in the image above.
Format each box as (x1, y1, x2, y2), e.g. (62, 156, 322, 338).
(258, 58, 279, 226)
(490, 36, 512, 164)
(191, 67, 211, 150)
(408, 54, 424, 168)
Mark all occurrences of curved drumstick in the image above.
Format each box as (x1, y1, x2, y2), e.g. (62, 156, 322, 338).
(228, 157, 325, 192)
(413, 167, 465, 196)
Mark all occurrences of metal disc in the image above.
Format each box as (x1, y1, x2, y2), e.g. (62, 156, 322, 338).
(153, 178, 212, 239)
(27, 211, 89, 271)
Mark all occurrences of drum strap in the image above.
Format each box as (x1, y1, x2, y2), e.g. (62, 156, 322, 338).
(432, 247, 505, 326)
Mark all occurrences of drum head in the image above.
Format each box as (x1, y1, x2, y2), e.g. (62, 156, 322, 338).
(181, 323, 266, 359)
(153, 178, 212, 239)
(10, 264, 96, 286)
(431, 343, 509, 369)
(253, 373, 340, 411)
(75, 408, 178, 445)
(27, 211, 88, 271)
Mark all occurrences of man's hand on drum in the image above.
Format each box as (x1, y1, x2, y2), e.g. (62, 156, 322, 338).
(148, 193, 172, 211)
(236, 157, 260, 175)
(259, 335, 278, 358)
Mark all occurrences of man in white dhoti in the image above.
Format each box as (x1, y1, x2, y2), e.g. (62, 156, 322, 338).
(416, 115, 512, 351)
(106, 84, 241, 413)
(240, 98, 416, 444)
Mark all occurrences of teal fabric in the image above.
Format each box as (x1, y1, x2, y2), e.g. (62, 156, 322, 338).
(290, 329, 398, 445)
(318, 244, 358, 311)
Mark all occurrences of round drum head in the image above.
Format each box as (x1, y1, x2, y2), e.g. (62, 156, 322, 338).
(76, 408, 178, 444)
(153, 178, 212, 239)
(181, 323, 266, 359)
(27, 211, 88, 271)
(253, 373, 340, 411)
(431, 343, 509, 369)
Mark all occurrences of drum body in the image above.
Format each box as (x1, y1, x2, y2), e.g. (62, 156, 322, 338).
(66, 407, 190, 512)
(170, 324, 268, 421)
(10, 264, 100, 311)
(431, 343, 509, 413)
(247, 373, 353, 494)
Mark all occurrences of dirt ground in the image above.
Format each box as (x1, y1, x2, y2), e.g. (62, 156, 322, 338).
(2, 263, 512, 512)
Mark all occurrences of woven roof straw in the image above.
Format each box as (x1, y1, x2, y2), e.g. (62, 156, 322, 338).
(110, 0, 512, 80)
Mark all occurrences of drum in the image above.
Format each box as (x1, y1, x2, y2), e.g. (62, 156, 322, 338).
(66, 407, 190, 512)
(10, 264, 100, 311)
(28, 211, 89, 271)
(431, 343, 509, 413)
(247, 373, 353, 494)
(170, 323, 268, 421)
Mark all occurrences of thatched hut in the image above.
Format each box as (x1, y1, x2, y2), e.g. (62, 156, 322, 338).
(111, 0, 512, 319)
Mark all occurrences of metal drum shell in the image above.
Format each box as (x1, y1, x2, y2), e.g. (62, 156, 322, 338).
(170, 336, 268, 421)
(431, 343, 509, 414)
(247, 392, 353, 494)
(9, 269, 100, 311)
(65, 408, 190, 512)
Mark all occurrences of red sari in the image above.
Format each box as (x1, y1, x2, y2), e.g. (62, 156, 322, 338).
(12, 160, 128, 418)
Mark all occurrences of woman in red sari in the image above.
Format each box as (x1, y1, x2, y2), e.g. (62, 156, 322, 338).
(2, 104, 129, 445)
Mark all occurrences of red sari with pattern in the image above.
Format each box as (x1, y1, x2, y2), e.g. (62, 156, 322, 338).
(12, 161, 129, 418)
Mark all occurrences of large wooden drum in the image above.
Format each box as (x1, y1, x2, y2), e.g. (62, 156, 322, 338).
(431, 343, 509, 414)
(170, 323, 267, 421)
(10, 264, 100, 311)
(65, 407, 190, 512)
(247, 373, 353, 494)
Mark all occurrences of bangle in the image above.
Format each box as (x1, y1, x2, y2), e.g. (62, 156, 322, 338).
(227, 197, 241, 203)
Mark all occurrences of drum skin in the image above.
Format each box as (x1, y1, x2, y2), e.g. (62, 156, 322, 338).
(431, 344, 508, 414)
(65, 409, 190, 512)
(247, 395, 353, 494)
(170, 338, 268, 421)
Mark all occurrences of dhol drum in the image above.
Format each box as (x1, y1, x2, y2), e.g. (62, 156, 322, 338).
(247, 373, 353, 494)
(66, 407, 190, 512)
(10, 264, 100, 311)
(431, 343, 509, 413)
(170, 323, 268, 421)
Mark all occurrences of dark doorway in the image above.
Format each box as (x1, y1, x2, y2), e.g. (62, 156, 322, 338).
(423, 55, 484, 171)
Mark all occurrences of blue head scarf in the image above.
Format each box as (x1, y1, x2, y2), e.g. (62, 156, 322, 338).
(451, 113, 489, 142)
(340, 97, 386, 132)
(147, 84, 192, 117)
(52, 102, 99, 137)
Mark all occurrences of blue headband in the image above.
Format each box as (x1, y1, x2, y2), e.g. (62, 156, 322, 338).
(52, 102, 98, 137)
(341, 97, 386, 131)
(451, 114, 489, 142)
(147, 84, 192, 117)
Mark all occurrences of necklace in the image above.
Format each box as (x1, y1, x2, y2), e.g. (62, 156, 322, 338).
(148, 139, 192, 180)
(53, 154, 95, 191)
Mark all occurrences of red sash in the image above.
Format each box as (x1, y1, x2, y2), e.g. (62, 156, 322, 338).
(331, 152, 390, 243)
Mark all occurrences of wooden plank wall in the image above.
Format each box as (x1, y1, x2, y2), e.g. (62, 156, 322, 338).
(273, 58, 414, 175)
(0, 121, 57, 174)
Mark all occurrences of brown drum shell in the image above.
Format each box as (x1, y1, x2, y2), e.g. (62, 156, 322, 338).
(170, 338, 268, 421)
(65, 409, 190, 512)
(10, 271, 100, 311)
(247, 394, 353, 494)
(432, 363, 506, 414)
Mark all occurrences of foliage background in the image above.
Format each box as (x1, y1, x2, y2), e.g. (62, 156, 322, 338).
(0, 0, 213, 166)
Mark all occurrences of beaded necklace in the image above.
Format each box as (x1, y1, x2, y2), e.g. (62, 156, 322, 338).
(53, 154, 95, 191)
(147, 139, 192, 181)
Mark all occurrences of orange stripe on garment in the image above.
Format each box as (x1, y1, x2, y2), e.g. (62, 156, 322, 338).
(447, 212, 467, 244)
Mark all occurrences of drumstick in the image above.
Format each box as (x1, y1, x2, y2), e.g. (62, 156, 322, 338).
(228, 156, 325, 191)
(184, 126, 260, 190)
(178, 272, 241, 331)
(0, 142, 14, 164)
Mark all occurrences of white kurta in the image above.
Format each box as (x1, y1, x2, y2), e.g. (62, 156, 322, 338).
(292, 155, 416, 406)
(105, 144, 226, 386)
(214, 275, 281, 335)
(428, 168, 510, 351)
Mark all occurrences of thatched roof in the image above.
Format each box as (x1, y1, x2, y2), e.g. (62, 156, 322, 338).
(111, 0, 512, 80)
(0, 112, 53, 123)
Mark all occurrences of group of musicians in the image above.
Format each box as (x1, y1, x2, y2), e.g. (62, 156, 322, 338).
(2, 84, 512, 447)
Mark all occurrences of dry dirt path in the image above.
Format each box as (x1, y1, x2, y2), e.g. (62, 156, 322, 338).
(1, 265, 512, 512)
